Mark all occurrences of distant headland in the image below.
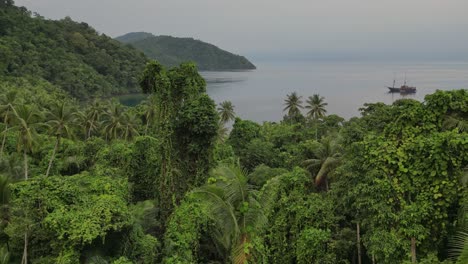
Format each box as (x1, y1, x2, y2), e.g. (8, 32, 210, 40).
(116, 32, 256, 71)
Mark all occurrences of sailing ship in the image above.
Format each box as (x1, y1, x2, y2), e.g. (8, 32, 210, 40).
(387, 76, 416, 94)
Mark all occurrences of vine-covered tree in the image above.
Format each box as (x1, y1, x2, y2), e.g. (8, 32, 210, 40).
(139, 61, 219, 225)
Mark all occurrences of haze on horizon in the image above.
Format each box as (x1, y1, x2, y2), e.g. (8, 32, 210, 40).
(15, 0, 468, 60)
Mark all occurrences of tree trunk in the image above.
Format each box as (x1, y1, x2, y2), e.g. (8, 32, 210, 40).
(0, 110, 9, 157)
(145, 119, 150, 135)
(21, 232, 27, 264)
(0, 125, 7, 158)
(45, 136, 60, 177)
(357, 222, 362, 264)
(372, 254, 375, 264)
(87, 126, 91, 140)
(411, 237, 416, 263)
(23, 149, 28, 180)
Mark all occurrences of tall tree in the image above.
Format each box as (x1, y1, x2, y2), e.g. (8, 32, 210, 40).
(11, 104, 41, 264)
(45, 102, 77, 177)
(121, 111, 140, 141)
(81, 99, 104, 139)
(142, 95, 158, 135)
(305, 94, 328, 120)
(283, 92, 303, 117)
(218, 101, 236, 124)
(11, 105, 41, 180)
(305, 94, 327, 139)
(101, 101, 125, 141)
(192, 165, 277, 263)
(302, 137, 342, 190)
(139, 61, 175, 222)
(140, 61, 219, 228)
(0, 91, 17, 158)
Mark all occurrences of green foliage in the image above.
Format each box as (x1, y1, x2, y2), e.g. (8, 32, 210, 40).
(128, 136, 160, 202)
(119, 225, 159, 264)
(139, 61, 219, 225)
(113, 257, 132, 264)
(241, 139, 282, 172)
(0, 26, 466, 264)
(163, 200, 209, 264)
(0, 4, 147, 99)
(5, 173, 131, 261)
(164, 164, 282, 263)
(333, 89, 468, 263)
(264, 168, 345, 263)
(296, 228, 335, 264)
(228, 118, 262, 170)
(213, 143, 237, 166)
(0, 246, 9, 264)
(175, 93, 219, 184)
(248, 164, 287, 187)
(117, 33, 256, 71)
(93, 141, 132, 177)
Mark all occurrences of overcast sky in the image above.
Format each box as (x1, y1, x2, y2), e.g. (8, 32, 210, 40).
(15, 0, 468, 59)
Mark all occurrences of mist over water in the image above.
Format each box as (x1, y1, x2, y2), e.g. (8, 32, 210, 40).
(119, 59, 468, 122)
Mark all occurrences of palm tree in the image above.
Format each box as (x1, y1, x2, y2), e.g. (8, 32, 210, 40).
(82, 100, 104, 139)
(45, 102, 77, 177)
(0, 154, 22, 180)
(302, 137, 342, 191)
(121, 111, 140, 141)
(283, 92, 303, 117)
(305, 94, 327, 139)
(217, 125, 229, 143)
(443, 113, 468, 133)
(12, 105, 42, 180)
(10, 105, 40, 264)
(101, 101, 125, 141)
(0, 91, 17, 157)
(448, 168, 468, 263)
(0, 246, 9, 264)
(192, 165, 278, 263)
(305, 94, 328, 120)
(449, 218, 468, 263)
(218, 101, 236, 124)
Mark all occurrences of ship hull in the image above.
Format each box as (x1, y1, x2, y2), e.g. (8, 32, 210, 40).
(388, 87, 401, 93)
(387, 86, 417, 94)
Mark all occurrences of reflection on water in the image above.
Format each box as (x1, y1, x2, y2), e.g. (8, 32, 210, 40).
(118, 60, 468, 121)
(118, 94, 148, 106)
(203, 72, 248, 84)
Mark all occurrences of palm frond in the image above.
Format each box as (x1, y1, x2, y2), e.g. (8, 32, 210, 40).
(315, 156, 340, 185)
(449, 229, 468, 263)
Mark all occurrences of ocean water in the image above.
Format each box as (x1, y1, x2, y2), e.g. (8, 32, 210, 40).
(120, 60, 468, 122)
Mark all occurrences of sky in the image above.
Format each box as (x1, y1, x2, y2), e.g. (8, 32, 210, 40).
(15, 0, 468, 60)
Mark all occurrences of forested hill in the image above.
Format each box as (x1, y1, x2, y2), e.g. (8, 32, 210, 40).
(0, 1, 148, 99)
(116, 32, 256, 71)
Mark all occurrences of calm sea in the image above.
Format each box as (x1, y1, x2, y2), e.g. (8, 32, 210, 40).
(119, 59, 468, 122)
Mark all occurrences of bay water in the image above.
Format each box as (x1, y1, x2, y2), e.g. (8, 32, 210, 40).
(119, 59, 468, 122)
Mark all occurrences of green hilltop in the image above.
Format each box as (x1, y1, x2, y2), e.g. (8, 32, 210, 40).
(116, 32, 256, 71)
(0, 1, 149, 99)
